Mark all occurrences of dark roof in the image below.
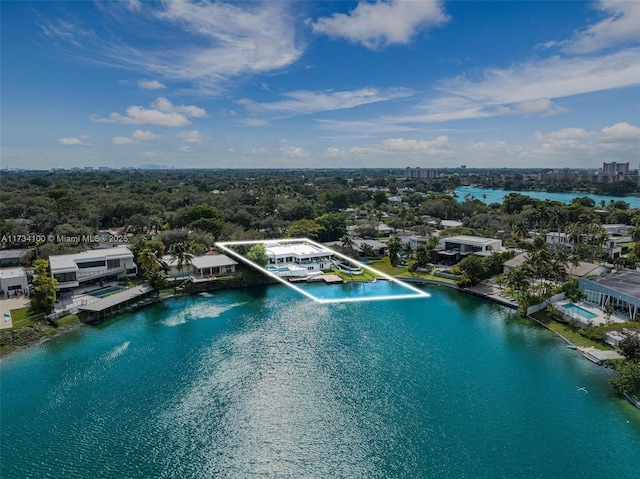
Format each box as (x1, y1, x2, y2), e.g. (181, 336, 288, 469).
(0, 249, 29, 260)
(79, 284, 154, 313)
(589, 270, 640, 299)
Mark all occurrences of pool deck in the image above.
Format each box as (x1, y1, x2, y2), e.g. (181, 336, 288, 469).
(555, 299, 627, 327)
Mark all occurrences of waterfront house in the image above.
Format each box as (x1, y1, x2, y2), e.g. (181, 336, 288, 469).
(502, 253, 610, 279)
(434, 235, 502, 265)
(264, 241, 333, 272)
(49, 245, 138, 292)
(0, 267, 29, 297)
(546, 227, 632, 260)
(161, 253, 238, 279)
(579, 270, 640, 321)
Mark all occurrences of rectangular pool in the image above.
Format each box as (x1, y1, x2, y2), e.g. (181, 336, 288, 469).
(89, 286, 124, 298)
(562, 303, 597, 320)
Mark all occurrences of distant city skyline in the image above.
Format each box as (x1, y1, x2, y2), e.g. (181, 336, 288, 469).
(1, 0, 639, 170)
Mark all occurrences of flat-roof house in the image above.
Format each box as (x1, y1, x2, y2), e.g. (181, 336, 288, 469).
(162, 253, 238, 278)
(580, 270, 640, 321)
(324, 238, 387, 257)
(0, 267, 29, 297)
(435, 235, 502, 265)
(50, 245, 138, 291)
(0, 249, 29, 267)
(546, 229, 631, 259)
(264, 242, 333, 272)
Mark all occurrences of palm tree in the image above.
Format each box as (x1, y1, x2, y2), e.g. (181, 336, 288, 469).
(340, 234, 354, 251)
(512, 220, 529, 241)
(168, 241, 194, 276)
(552, 249, 569, 284)
(586, 222, 608, 262)
(401, 241, 414, 260)
(137, 248, 162, 275)
(387, 236, 403, 266)
(566, 222, 584, 246)
(360, 243, 375, 258)
(568, 252, 582, 276)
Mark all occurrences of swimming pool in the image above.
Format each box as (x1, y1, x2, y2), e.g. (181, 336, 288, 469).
(562, 303, 597, 320)
(89, 286, 124, 298)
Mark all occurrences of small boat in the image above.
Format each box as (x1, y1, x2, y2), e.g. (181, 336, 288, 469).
(566, 345, 577, 349)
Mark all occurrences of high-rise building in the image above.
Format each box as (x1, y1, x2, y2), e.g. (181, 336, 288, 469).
(602, 162, 629, 176)
(404, 167, 438, 179)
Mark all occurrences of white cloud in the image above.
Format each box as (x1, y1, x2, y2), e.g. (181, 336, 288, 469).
(138, 79, 166, 89)
(381, 136, 451, 152)
(513, 98, 567, 116)
(280, 146, 308, 158)
(239, 87, 412, 116)
(546, 128, 596, 140)
(531, 122, 640, 162)
(57, 136, 91, 146)
(248, 147, 268, 155)
(40, 2, 303, 93)
(600, 122, 640, 142)
(152, 97, 206, 118)
(316, 118, 417, 134)
(91, 98, 205, 127)
(546, 1, 640, 54)
(353, 48, 640, 128)
(310, 0, 449, 50)
(323, 135, 453, 162)
(131, 129, 163, 141)
(177, 130, 208, 144)
(112, 136, 139, 146)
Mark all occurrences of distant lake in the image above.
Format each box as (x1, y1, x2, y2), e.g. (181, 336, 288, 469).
(456, 186, 640, 209)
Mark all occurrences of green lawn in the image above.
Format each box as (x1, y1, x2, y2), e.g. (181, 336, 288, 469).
(10, 307, 41, 328)
(532, 311, 610, 350)
(362, 257, 457, 284)
(331, 268, 378, 282)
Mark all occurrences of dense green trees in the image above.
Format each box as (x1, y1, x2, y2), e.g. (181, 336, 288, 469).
(610, 361, 640, 396)
(31, 259, 57, 315)
(245, 244, 269, 267)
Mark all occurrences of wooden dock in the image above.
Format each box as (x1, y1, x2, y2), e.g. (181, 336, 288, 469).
(289, 274, 344, 284)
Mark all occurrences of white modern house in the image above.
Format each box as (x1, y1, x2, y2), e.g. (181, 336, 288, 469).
(546, 229, 631, 259)
(434, 235, 503, 265)
(439, 235, 502, 255)
(162, 253, 238, 279)
(0, 267, 29, 297)
(264, 241, 333, 273)
(49, 245, 138, 291)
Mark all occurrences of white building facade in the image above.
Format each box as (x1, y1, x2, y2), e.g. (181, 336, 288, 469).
(50, 245, 138, 291)
(264, 242, 333, 272)
(0, 267, 29, 297)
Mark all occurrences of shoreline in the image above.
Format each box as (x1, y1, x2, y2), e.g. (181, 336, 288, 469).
(2, 276, 638, 411)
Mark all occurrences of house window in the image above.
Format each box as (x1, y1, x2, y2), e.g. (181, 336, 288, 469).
(584, 289, 601, 304)
(107, 259, 121, 269)
(77, 260, 106, 269)
(54, 272, 77, 283)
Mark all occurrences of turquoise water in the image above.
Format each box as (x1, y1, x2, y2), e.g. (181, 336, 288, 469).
(2, 284, 639, 478)
(563, 303, 598, 320)
(456, 186, 640, 208)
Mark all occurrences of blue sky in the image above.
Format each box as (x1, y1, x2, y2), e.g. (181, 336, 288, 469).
(1, 0, 639, 170)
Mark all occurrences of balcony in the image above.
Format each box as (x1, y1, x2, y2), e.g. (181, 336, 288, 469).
(76, 266, 126, 282)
